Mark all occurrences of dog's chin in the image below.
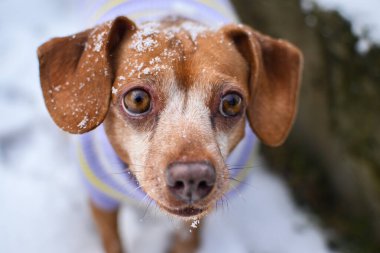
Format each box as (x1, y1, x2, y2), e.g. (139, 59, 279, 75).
(159, 204, 210, 219)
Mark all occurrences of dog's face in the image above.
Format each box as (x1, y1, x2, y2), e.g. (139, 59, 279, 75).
(38, 17, 302, 218)
(105, 19, 250, 217)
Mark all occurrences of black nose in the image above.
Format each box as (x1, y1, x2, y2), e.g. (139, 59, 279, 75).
(166, 162, 216, 203)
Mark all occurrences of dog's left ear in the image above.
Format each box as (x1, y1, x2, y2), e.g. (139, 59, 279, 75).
(38, 16, 136, 134)
(221, 24, 303, 147)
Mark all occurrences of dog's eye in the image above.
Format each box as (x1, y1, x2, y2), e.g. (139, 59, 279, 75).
(220, 93, 243, 117)
(123, 89, 151, 115)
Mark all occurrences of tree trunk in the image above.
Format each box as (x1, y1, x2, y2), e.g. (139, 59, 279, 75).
(231, 0, 380, 252)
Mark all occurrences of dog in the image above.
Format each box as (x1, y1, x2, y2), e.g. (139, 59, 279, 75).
(37, 0, 302, 252)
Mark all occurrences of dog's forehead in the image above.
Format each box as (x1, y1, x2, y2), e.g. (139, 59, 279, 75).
(116, 19, 248, 90)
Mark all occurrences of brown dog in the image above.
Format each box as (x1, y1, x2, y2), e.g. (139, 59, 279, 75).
(37, 16, 302, 253)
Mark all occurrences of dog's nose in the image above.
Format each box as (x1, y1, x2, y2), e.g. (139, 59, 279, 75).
(166, 162, 216, 203)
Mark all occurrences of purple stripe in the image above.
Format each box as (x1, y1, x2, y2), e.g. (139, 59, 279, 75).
(94, 0, 232, 24)
(81, 133, 123, 191)
(97, 126, 125, 169)
(227, 124, 256, 178)
(220, 167, 254, 202)
(80, 129, 146, 200)
(224, 124, 256, 198)
(96, 125, 147, 200)
(81, 172, 120, 211)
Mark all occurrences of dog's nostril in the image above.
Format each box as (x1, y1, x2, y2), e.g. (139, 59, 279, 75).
(173, 181, 184, 190)
(197, 180, 213, 197)
(198, 181, 207, 190)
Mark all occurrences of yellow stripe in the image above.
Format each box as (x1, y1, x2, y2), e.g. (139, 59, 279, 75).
(77, 144, 139, 206)
(197, 0, 238, 22)
(91, 0, 128, 23)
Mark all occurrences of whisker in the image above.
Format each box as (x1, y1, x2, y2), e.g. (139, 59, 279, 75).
(228, 177, 255, 189)
(139, 192, 151, 208)
(104, 164, 163, 177)
(226, 164, 264, 170)
(221, 196, 226, 214)
(106, 171, 133, 176)
(134, 185, 144, 191)
(225, 195, 230, 214)
(229, 177, 242, 183)
(141, 198, 153, 220)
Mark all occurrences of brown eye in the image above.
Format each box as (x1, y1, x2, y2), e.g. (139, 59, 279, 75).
(220, 93, 243, 117)
(123, 89, 151, 115)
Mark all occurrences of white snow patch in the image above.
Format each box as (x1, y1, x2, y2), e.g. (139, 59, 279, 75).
(136, 62, 144, 71)
(190, 219, 200, 230)
(180, 21, 209, 41)
(93, 30, 106, 52)
(303, 0, 380, 53)
(77, 115, 89, 129)
(149, 56, 161, 65)
(162, 21, 210, 43)
(142, 67, 151, 75)
(54, 85, 61, 92)
(129, 22, 160, 52)
(130, 36, 158, 52)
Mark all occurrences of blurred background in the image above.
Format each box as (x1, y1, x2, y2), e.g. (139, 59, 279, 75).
(231, 1, 380, 252)
(0, 0, 379, 252)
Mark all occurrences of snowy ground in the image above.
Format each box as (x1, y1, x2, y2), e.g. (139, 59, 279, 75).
(1, 0, 366, 252)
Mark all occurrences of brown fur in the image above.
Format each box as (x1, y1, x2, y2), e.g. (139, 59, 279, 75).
(38, 16, 302, 253)
(90, 201, 123, 253)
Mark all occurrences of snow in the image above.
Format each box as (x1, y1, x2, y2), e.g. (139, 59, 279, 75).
(0, 0, 337, 252)
(93, 31, 107, 52)
(126, 20, 211, 78)
(77, 115, 89, 129)
(190, 218, 200, 229)
(149, 57, 162, 65)
(129, 22, 160, 52)
(180, 21, 209, 41)
(303, 0, 380, 53)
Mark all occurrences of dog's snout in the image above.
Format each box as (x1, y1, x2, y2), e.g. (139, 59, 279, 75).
(166, 162, 216, 203)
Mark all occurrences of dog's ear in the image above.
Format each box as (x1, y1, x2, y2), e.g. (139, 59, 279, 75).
(221, 24, 303, 147)
(37, 16, 136, 134)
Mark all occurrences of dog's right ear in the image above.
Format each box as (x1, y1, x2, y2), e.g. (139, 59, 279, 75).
(37, 16, 136, 134)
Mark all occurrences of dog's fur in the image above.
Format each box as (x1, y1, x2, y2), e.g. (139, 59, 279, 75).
(38, 16, 302, 253)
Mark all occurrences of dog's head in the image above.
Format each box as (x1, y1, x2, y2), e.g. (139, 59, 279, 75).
(38, 16, 302, 218)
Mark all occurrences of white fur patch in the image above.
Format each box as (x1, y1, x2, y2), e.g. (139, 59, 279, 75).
(150, 80, 230, 170)
(216, 132, 229, 159)
(120, 127, 152, 180)
(157, 83, 212, 144)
